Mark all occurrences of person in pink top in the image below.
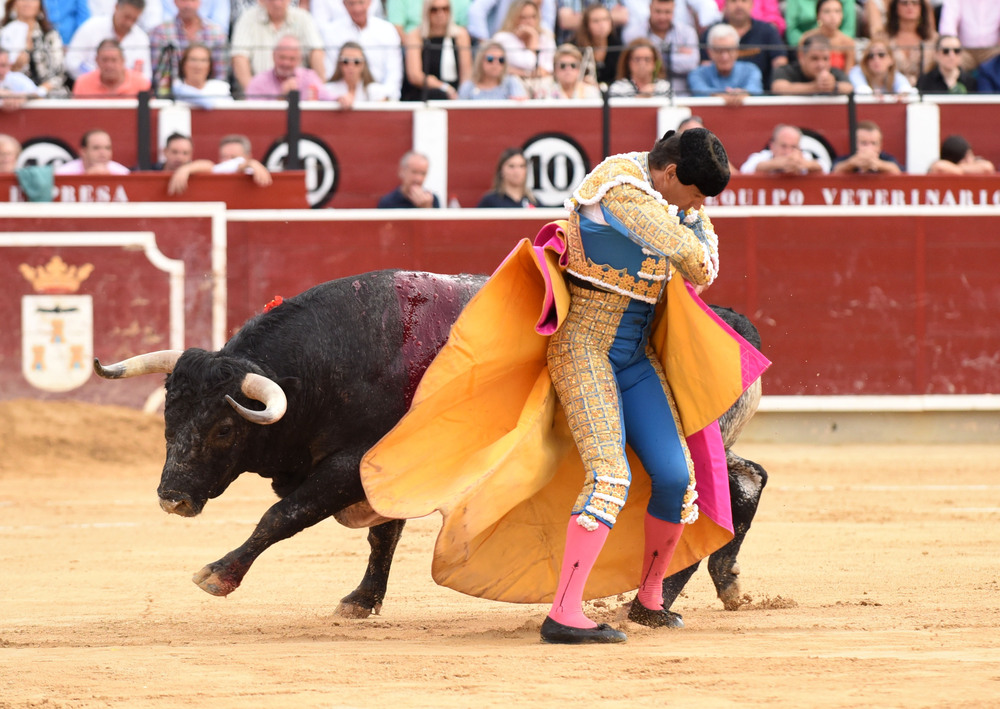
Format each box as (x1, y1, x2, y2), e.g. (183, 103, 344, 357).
(245, 34, 332, 100)
(72, 38, 151, 97)
(713, 0, 783, 35)
(938, 0, 1000, 73)
(54, 129, 131, 174)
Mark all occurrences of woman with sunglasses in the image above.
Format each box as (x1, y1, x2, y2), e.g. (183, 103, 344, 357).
(886, 0, 937, 86)
(848, 37, 916, 94)
(534, 43, 601, 99)
(916, 35, 976, 93)
(608, 38, 670, 98)
(401, 0, 472, 101)
(324, 42, 390, 109)
(457, 42, 528, 99)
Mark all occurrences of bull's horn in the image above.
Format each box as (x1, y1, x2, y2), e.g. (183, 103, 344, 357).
(225, 373, 287, 425)
(93, 350, 183, 379)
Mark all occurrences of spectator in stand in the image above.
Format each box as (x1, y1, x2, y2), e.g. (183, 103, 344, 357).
(0, 46, 43, 105)
(152, 131, 192, 169)
(701, 0, 786, 92)
(848, 37, 916, 94)
(555, 0, 629, 45)
(245, 33, 333, 99)
(886, 0, 936, 87)
(607, 36, 670, 96)
(66, 0, 150, 80)
(916, 35, 975, 93)
(167, 132, 272, 194)
(711, 0, 781, 35)
(46, 0, 90, 44)
(321, 0, 403, 100)
(171, 42, 231, 106)
(740, 123, 826, 174)
(90, 0, 161, 32)
(72, 37, 151, 95)
(476, 146, 537, 207)
(623, 0, 699, 96)
(533, 42, 601, 97)
(927, 134, 995, 175)
(230, 0, 325, 94)
(467, 0, 555, 43)
(148, 0, 227, 87)
(785, 0, 855, 49)
(572, 3, 623, 88)
(492, 0, 556, 82)
(400, 0, 472, 102)
(799, 0, 856, 72)
(0, 133, 20, 171)
(377, 150, 440, 208)
(1, 0, 70, 97)
(688, 22, 762, 101)
(324, 41, 390, 107)
(937, 0, 999, 74)
(975, 54, 1000, 94)
(831, 120, 903, 174)
(770, 34, 852, 95)
(624, 0, 719, 41)
(311, 0, 384, 28)
(55, 128, 130, 174)
(157, 0, 228, 34)
(391, 0, 471, 35)
(457, 41, 528, 98)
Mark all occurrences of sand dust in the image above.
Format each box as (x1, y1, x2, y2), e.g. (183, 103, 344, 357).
(2, 399, 999, 708)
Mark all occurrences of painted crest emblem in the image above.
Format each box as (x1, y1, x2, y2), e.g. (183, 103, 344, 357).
(19, 256, 95, 392)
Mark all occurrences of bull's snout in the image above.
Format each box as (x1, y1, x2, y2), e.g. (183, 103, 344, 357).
(158, 494, 202, 517)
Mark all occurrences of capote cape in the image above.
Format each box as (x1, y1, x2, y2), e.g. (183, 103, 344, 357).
(360, 222, 771, 603)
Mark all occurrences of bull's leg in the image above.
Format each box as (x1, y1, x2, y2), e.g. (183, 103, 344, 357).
(661, 560, 701, 613)
(192, 458, 366, 598)
(707, 452, 768, 610)
(336, 518, 406, 618)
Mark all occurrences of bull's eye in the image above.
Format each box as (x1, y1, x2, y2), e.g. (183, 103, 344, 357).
(216, 423, 233, 439)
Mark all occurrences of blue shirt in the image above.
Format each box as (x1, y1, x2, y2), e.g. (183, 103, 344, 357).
(688, 61, 763, 97)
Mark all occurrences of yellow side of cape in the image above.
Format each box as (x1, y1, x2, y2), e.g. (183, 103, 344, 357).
(361, 236, 737, 604)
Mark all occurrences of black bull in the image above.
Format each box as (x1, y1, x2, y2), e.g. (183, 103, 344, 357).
(94, 270, 767, 618)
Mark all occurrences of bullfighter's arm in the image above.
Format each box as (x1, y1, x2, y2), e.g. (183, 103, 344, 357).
(599, 183, 719, 286)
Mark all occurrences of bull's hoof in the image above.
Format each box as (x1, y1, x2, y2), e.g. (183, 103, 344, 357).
(334, 600, 380, 619)
(718, 581, 744, 611)
(628, 599, 685, 628)
(192, 565, 239, 597)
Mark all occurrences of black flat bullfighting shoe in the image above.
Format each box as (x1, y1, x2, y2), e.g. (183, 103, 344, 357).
(540, 616, 627, 644)
(627, 600, 685, 628)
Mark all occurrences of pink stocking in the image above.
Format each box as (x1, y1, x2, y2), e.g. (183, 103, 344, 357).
(548, 515, 609, 629)
(636, 512, 684, 610)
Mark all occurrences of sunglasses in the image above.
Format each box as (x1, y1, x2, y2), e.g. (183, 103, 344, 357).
(557, 62, 578, 70)
(867, 51, 889, 59)
(340, 57, 363, 65)
(429, 5, 450, 12)
(939, 46, 962, 55)
(897, 0, 920, 5)
(484, 55, 505, 63)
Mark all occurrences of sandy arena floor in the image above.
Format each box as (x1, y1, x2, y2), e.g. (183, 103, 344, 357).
(1, 399, 998, 708)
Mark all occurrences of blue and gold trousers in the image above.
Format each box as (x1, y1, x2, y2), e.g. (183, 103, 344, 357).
(547, 283, 698, 530)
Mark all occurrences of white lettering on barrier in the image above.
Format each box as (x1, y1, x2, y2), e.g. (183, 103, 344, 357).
(815, 188, 1000, 207)
(51, 185, 129, 203)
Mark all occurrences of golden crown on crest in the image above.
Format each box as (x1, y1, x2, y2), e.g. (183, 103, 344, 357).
(19, 255, 95, 294)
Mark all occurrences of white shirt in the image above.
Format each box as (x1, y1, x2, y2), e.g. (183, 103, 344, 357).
(159, 0, 231, 35)
(0, 70, 42, 95)
(466, 0, 556, 41)
(230, 5, 324, 76)
(623, 0, 720, 42)
(171, 78, 233, 109)
(55, 158, 131, 175)
(66, 15, 152, 79)
(493, 29, 556, 75)
(323, 79, 391, 102)
(321, 16, 403, 100)
(88, 0, 163, 34)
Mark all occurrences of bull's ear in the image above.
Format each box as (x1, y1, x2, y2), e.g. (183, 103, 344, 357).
(278, 376, 302, 397)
